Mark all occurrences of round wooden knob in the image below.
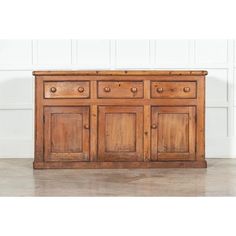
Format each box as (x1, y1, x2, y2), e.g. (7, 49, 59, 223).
(78, 87, 84, 93)
(156, 87, 163, 93)
(183, 87, 190, 92)
(50, 87, 57, 93)
(130, 87, 137, 93)
(84, 124, 89, 129)
(151, 124, 157, 129)
(104, 87, 111, 92)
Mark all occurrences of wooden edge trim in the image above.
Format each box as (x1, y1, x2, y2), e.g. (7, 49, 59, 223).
(33, 160, 207, 169)
(33, 70, 208, 76)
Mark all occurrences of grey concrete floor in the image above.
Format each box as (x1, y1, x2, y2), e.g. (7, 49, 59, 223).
(0, 158, 235, 196)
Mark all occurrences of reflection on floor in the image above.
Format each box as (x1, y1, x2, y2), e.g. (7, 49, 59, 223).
(0, 158, 235, 196)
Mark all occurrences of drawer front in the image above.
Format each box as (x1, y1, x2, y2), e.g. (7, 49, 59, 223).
(98, 81, 143, 98)
(151, 81, 196, 98)
(44, 81, 90, 98)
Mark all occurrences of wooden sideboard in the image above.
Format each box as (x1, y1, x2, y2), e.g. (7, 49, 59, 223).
(33, 70, 207, 169)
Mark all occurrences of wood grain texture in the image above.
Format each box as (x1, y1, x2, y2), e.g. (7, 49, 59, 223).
(44, 81, 90, 98)
(98, 106, 143, 162)
(33, 70, 208, 76)
(151, 81, 196, 98)
(44, 106, 90, 162)
(51, 113, 83, 153)
(98, 81, 143, 98)
(35, 76, 44, 162)
(196, 76, 206, 161)
(151, 106, 196, 161)
(37, 75, 203, 82)
(33, 160, 207, 169)
(34, 70, 207, 168)
(143, 80, 151, 162)
(90, 81, 98, 161)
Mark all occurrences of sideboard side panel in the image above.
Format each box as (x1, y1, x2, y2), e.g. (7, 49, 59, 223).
(34, 76, 44, 163)
(196, 76, 206, 161)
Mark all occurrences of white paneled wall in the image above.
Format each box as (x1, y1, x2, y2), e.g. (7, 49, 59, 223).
(155, 40, 191, 66)
(0, 39, 235, 158)
(76, 40, 110, 68)
(35, 40, 72, 65)
(115, 40, 150, 68)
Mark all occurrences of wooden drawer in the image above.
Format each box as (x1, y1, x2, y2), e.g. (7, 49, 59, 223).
(151, 81, 196, 98)
(98, 81, 143, 98)
(44, 81, 90, 98)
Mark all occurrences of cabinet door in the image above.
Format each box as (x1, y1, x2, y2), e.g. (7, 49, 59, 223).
(151, 107, 196, 161)
(44, 107, 90, 161)
(98, 106, 143, 161)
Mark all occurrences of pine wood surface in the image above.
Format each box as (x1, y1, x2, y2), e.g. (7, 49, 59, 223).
(34, 70, 207, 169)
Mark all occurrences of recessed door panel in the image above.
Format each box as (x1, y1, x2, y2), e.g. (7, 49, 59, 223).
(98, 106, 143, 161)
(44, 106, 90, 161)
(105, 113, 136, 152)
(151, 106, 196, 161)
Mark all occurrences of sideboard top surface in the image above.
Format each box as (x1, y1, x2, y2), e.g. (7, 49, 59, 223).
(33, 70, 208, 76)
